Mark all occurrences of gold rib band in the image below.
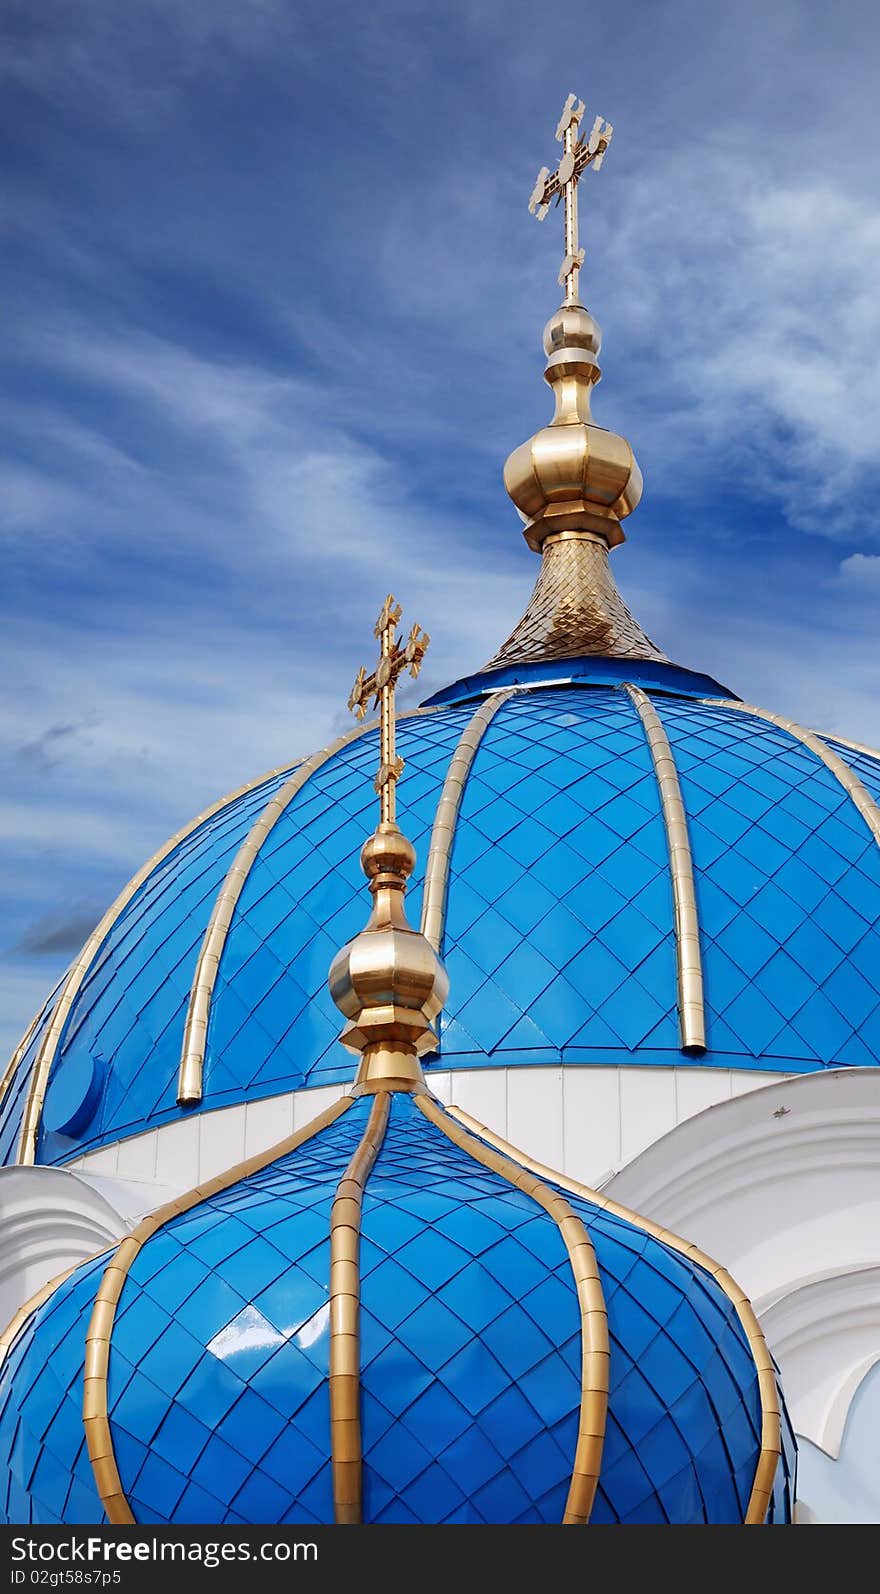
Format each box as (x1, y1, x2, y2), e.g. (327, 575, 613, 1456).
(330, 1092, 390, 1524)
(704, 699, 880, 851)
(446, 1103, 780, 1525)
(178, 708, 436, 1106)
(421, 691, 516, 951)
(820, 729, 880, 763)
(16, 760, 300, 1166)
(416, 1095, 608, 1524)
(0, 1250, 113, 1373)
(625, 684, 705, 1052)
(0, 1001, 48, 1112)
(83, 1094, 353, 1523)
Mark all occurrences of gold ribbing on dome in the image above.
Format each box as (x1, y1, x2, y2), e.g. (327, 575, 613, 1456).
(444, 1103, 782, 1526)
(329, 1091, 391, 1523)
(416, 1096, 609, 1524)
(625, 685, 706, 1052)
(83, 1095, 354, 1523)
(488, 93, 665, 673)
(704, 699, 880, 851)
(421, 689, 518, 952)
(328, 597, 448, 1094)
(15, 758, 301, 1160)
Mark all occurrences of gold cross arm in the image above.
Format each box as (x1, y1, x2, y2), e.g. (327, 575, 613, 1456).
(528, 94, 613, 304)
(347, 595, 430, 824)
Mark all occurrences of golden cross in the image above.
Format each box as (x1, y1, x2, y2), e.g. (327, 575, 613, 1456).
(347, 594, 430, 824)
(528, 93, 613, 306)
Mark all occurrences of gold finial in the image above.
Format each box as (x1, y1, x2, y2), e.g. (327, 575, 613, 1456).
(529, 93, 613, 306)
(347, 594, 430, 826)
(482, 93, 665, 671)
(329, 598, 447, 1094)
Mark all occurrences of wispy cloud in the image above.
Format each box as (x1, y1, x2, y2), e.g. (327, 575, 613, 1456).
(2, 0, 879, 1058)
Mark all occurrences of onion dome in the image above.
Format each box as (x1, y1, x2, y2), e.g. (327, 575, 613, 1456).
(0, 1090, 795, 1526)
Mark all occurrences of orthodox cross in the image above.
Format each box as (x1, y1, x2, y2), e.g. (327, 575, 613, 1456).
(347, 595, 430, 825)
(528, 93, 613, 306)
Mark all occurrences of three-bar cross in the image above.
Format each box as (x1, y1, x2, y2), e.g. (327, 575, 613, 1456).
(347, 595, 430, 824)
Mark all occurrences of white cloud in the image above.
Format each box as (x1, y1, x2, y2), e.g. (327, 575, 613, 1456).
(839, 553, 880, 591)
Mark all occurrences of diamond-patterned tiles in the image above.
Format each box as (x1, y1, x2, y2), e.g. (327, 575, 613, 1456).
(0, 1253, 108, 1524)
(358, 1095, 764, 1524)
(22, 681, 880, 1173)
(0, 981, 62, 1166)
(359, 1094, 580, 1523)
(28, 708, 469, 1163)
(35, 768, 297, 1163)
(439, 687, 678, 1065)
(660, 700, 880, 1070)
(101, 1099, 368, 1524)
(205, 708, 472, 1103)
(0, 1090, 787, 1525)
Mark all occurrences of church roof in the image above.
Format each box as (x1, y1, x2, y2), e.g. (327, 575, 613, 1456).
(2, 672, 880, 1168)
(0, 1088, 795, 1524)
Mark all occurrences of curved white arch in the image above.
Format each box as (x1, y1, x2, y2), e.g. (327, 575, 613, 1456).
(604, 1068, 880, 1458)
(758, 1266, 880, 1459)
(0, 1166, 171, 1333)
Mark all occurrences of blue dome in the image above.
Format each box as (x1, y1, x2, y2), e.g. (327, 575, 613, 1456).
(0, 1090, 795, 1525)
(3, 661, 880, 1166)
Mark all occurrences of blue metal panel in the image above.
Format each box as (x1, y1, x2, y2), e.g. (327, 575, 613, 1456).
(439, 687, 678, 1066)
(0, 1092, 790, 1525)
(0, 1254, 108, 1525)
(37, 770, 295, 1164)
(422, 656, 737, 708)
(659, 700, 880, 1070)
(0, 982, 62, 1167)
(107, 1100, 368, 1524)
(23, 682, 880, 1173)
(359, 1094, 580, 1523)
(204, 708, 473, 1104)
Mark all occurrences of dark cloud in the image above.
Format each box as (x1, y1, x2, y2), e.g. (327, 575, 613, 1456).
(16, 907, 98, 956)
(16, 720, 91, 772)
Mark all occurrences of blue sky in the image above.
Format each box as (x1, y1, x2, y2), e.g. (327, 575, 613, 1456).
(2, 0, 879, 1056)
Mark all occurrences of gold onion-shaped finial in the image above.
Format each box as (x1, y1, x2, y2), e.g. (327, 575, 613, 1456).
(487, 94, 666, 670)
(328, 597, 449, 1093)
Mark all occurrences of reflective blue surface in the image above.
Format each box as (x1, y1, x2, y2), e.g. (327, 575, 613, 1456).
(0, 1093, 786, 1525)
(0, 983, 62, 1166)
(0, 1254, 108, 1525)
(422, 654, 735, 708)
(5, 682, 880, 1169)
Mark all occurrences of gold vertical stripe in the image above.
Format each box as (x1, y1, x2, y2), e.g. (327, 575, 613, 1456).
(703, 699, 880, 850)
(820, 729, 880, 763)
(624, 684, 706, 1053)
(416, 1095, 608, 1525)
(0, 1002, 48, 1112)
(83, 1094, 353, 1523)
(330, 1092, 390, 1524)
(421, 690, 517, 951)
(178, 707, 437, 1106)
(16, 759, 301, 1166)
(445, 1103, 781, 1525)
(0, 1250, 113, 1372)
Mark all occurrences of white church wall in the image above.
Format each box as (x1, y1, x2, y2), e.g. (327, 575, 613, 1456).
(66, 1064, 791, 1193)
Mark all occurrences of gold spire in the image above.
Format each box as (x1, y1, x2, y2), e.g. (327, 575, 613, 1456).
(488, 94, 666, 671)
(329, 597, 448, 1093)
